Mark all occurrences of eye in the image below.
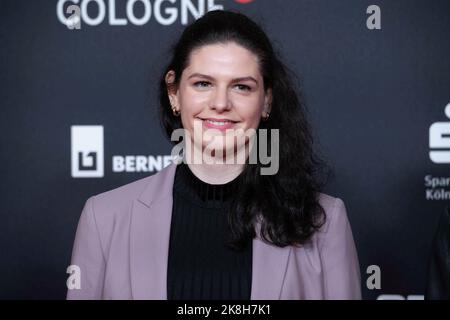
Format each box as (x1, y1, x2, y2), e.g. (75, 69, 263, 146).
(193, 81, 211, 88)
(234, 84, 251, 92)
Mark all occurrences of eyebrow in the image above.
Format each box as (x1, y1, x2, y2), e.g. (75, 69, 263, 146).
(187, 73, 258, 84)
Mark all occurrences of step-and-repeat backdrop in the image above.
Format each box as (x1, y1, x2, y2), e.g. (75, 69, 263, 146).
(1, 0, 449, 299)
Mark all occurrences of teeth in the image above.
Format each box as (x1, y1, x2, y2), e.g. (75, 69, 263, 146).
(205, 120, 231, 126)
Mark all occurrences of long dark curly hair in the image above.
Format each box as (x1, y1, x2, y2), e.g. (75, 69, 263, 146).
(158, 10, 330, 250)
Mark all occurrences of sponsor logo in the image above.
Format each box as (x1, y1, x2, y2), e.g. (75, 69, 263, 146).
(429, 103, 450, 164)
(112, 155, 174, 172)
(425, 103, 450, 200)
(71, 125, 104, 178)
(71, 125, 172, 178)
(56, 0, 247, 28)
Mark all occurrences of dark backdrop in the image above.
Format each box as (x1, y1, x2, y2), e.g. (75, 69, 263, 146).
(1, 0, 449, 299)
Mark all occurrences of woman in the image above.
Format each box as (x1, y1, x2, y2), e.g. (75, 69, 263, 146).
(67, 10, 361, 300)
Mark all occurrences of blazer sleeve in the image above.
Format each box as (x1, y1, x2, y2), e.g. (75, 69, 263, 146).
(319, 197, 362, 299)
(66, 196, 106, 300)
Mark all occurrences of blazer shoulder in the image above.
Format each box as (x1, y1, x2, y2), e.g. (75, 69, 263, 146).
(88, 163, 176, 218)
(316, 192, 348, 234)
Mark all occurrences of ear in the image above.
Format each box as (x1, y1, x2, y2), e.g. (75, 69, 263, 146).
(263, 87, 273, 114)
(165, 70, 179, 110)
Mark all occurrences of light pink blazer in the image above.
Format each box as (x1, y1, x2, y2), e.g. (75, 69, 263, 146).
(67, 161, 361, 300)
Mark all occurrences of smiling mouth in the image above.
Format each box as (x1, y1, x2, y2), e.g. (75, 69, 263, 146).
(198, 118, 238, 126)
(205, 120, 234, 126)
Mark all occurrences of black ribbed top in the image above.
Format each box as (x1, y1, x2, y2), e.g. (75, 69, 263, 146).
(167, 162, 253, 300)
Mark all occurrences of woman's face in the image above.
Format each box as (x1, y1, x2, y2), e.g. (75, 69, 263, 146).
(166, 42, 272, 160)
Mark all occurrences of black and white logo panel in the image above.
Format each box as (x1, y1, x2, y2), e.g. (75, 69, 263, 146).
(71, 125, 104, 178)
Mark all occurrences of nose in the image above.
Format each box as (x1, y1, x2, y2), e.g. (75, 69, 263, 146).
(209, 85, 231, 112)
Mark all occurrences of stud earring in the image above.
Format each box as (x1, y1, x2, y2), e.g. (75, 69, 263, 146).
(172, 106, 180, 116)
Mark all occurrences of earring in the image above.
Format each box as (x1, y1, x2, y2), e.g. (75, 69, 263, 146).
(172, 106, 180, 116)
(262, 111, 270, 121)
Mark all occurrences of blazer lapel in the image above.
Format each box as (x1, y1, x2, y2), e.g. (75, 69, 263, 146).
(130, 162, 177, 299)
(251, 233, 292, 300)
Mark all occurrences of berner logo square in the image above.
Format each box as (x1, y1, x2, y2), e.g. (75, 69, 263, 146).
(71, 125, 104, 178)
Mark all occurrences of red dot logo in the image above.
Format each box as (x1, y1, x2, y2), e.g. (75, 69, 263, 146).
(234, 0, 254, 3)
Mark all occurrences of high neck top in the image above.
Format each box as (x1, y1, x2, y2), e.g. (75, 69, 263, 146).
(172, 162, 244, 209)
(167, 161, 253, 300)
